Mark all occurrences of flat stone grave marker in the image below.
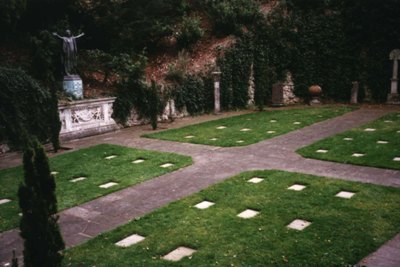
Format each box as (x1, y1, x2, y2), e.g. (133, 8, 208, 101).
(293, 122, 301, 125)
(287, 219, 311, 231)
(240, 128, 251, 132)
(287, 184, 306, 191)
(216, 126, 226, 129)
(115, 234, 145, 247)
(0, 199, 11, 205)
(393, 157, 400, 161)
(364, 128, 376, 132)
(194, 201, 215, 209)
(335, 191, 355, 199)
(160, 163, 174, 168)
(105, 155, 117, 160)
(343, 137, 353, 141)
(316, 149, 328, 153)
(236, 140, 244, 143)
(185, 135, 194, 139)
(99, 182, 118, 189)
(132, 159, 145, 164)
(163, 246, 197, 261)
(270, 120, 277, 123)
(51, 171, 58, 175)
(352, 153, 365, 157)
(247, 177, 264, 184)
(377, 140, 389, 144)
(397, 130, 400, 133)
(267, 130, 276, 134)
(384, 120, 393, 123)
(210, 138, 218, 141)
(237, 209, 259, 219)
(70, 177, 87, 183)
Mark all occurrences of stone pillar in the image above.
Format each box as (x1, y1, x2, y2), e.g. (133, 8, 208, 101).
(212, 71, 222, 114)
(387, 49, 400, 104)
(271, 82, 284, 107)
(350, 81, 359, 104)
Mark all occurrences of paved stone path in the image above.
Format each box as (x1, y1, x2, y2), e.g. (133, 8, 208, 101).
(1, 106, 399, 266)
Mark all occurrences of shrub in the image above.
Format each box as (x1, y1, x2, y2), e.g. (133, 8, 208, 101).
(0, 67, 60, 150)
(202, 0, 260, 35)
(176, 15, 204, 48)
(18, 140, 65, 267)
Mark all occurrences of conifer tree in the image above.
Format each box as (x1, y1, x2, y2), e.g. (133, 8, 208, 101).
(18, 139, 65, 267)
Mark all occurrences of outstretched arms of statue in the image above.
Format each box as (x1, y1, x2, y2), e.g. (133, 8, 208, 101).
(75, 32, 85, 39)
(52, 32, 63, 39)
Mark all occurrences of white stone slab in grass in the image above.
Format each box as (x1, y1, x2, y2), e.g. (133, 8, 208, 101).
(397, 130, 400, 133)
(185, 135, 195, 139)
(160, 163, 174, 168)
(335, 191, 355, 199)
(99, 182, 118, 189)
(0, 199, 11, 205)
(236, 140, 244, 143)
(287, 219, 311, 231)
(115, 234, 145, 247)
(50, 171, 58, 175)
(132, 159, 145, 164)
(70, 177, 87, 183)
(316, 149, 328, 153)
(364, 128, 376, 132)
(240, 128, 251, 132)
(237, 209, 259, 219)
(270, 120, 277, 123)
(247, 177, 264, 184)
(267, 130, 276, 134)
(210, 138, 218, 141)
(216, 126, 226, 129)
(163, 247, 197, 262)
(352, 153, 365, 157)
(393, 157, 400, 161)
(343, 137, 353, 141)
(105, 155, 117, 160)
(194, 201, 215, 209)
(287, 184, 306, 191)
(293, 122, 301, 125)
(384, 120, 393, 123)
(377, 140, 389, 144)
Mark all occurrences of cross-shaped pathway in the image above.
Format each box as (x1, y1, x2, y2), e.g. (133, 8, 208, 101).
(1, 106, 399, 266)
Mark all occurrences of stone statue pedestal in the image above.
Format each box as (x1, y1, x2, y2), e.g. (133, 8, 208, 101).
(63, 75, 83, 99)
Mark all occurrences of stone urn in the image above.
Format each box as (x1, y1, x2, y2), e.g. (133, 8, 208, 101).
(309, 85, 322, 105)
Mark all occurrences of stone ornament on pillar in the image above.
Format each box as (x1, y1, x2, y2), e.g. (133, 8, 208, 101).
(212, 69, 222, 114)
(388, 49, 400, 104)
(53, 29, 85, 99)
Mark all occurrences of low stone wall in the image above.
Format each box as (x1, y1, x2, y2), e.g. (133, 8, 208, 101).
(59, 97, 119, 140)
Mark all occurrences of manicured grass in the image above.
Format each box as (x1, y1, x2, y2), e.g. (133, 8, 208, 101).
(143, 106, 355, 147)
(0, 144, 192, 232)
(63, 170, 400, 266)
(297, 112, 400, 170)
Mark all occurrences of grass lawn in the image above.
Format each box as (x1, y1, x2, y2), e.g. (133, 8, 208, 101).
(297, 111, 400, 170)
(143, 106, 355, 147)
(63, 170, 400, 267)
(0, 144, 192, 232)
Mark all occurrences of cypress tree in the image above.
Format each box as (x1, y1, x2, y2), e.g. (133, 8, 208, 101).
(18, 139, 65, 267)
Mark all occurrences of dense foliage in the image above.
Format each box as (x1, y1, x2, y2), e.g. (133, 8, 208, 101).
(216, 0, 400, 105)
(18, 140, 65, 267)
(0, 67, 60, 150)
